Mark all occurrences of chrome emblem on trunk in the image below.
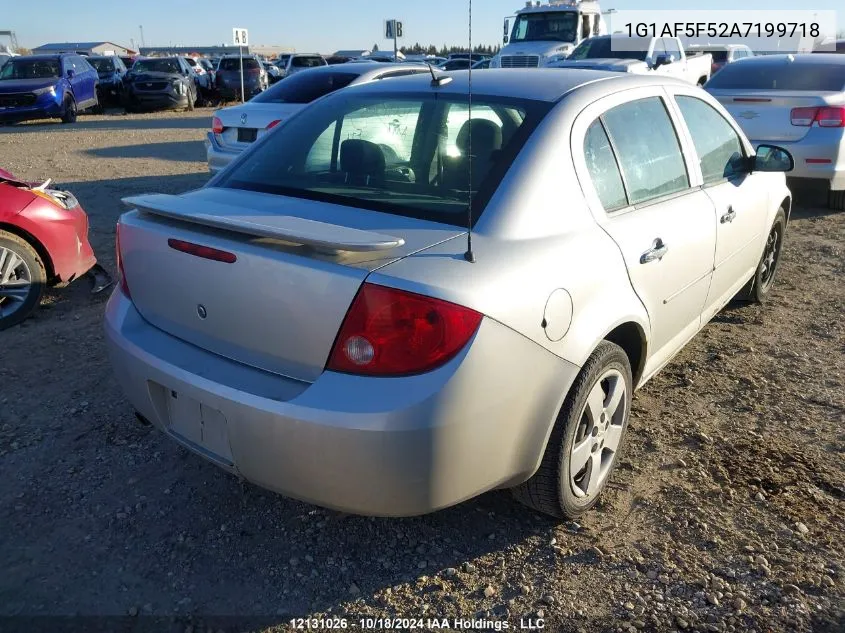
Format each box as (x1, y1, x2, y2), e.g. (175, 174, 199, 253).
(738, 110, 759, 119)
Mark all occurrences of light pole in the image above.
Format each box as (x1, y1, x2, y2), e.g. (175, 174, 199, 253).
(139, 25, 146, 49)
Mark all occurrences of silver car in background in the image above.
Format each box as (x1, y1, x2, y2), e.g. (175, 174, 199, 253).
(108, 70, 793, 518)
(206, 62, 430, 173)
(276, 53, 327, 79)
(707, 54, 845, 210)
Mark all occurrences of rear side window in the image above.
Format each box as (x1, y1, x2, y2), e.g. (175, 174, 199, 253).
(252, 71, 358, 104)
(583, 120, 627, 211)
(600, 97, 689, 205)
(292, 56, 325, 68)
(707, 60, 845, 91)
(675, 96, 746, 184)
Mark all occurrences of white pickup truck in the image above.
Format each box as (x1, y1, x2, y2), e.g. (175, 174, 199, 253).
(548, 34, 713, 86)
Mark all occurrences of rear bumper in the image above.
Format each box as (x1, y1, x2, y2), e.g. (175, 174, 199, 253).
(104, 291, 577, 516)
(205, 131, 242, 173)
(751, 133, 845, 190)
(126, 90, 189, 111)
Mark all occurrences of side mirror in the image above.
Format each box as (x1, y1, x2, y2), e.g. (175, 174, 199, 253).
(66, 69, 75, 78)
(753, 144, 794, 172)
(653, 54, 674, 68)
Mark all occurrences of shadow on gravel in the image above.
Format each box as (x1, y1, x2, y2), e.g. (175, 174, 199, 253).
(0, 115, 211, 133)
(787, 178, 839, 219)
(85, 141, 206, 163)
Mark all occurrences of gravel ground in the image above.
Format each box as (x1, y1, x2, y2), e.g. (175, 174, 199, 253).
(0, 110, 843, 633)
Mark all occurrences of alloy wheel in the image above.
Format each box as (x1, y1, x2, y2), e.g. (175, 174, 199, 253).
(568, 369, 627, 498)
(759, 223, 782, 290)
(0, 246, 33, 319)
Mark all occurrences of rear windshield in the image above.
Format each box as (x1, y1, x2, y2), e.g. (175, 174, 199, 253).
(133, 58, 181, 74)
(219, 57, 260, 71)
(253, 71, 358, 104)
(0, 58, 60, 80)
(89, 58, 115, 72)
(568, 38, 649, 61)
(217, 92, 548, 226)
(291, 56, 325, 68)
(707, 60, 845, 90)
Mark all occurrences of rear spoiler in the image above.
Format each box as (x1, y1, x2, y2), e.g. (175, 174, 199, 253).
(122, 194, 405, 253)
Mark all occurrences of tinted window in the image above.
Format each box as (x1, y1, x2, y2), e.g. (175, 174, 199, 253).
(568, 37, 649, 61)
(252, 71, 358, 104)
(707, 50, 729, 62)
(133, 58, 181, 74)
(601, 97, 689, 204)
(707, 60, 845, 91)
(0, 58, 61, 79)
(583, 120, 628, 211)
(89, 58, 115, 73)
(219, 93, 548, 226)
(676, 96, 746, 184)
(219, 58, 260, 71)
(291, 56, 325, 68)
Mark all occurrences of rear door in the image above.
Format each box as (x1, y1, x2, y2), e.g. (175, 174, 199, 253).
(669, 89, 770, 320)
(572, 88, 717, 373)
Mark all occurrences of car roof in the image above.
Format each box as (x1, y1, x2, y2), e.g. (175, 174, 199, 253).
(7, 54, 65, 61)
(729, 53, 845, 67)
(341, 68, 666, 102)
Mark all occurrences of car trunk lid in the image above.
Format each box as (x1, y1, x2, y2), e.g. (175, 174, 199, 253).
(118, 187, 463, 382)
(215, 102, 304, 150)
(710, 90, 841, 142)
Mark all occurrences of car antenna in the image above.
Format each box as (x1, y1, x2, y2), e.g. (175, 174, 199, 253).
(427, 63, 452, 87)
(463, 0, 476, 263)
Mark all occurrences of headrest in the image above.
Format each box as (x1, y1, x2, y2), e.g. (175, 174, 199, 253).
(340, 139, 385, 177)
(456, 119, 503, 155)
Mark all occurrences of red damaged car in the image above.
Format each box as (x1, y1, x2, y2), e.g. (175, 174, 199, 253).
(0, 168, 99, 330)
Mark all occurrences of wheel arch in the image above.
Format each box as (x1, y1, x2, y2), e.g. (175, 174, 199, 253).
(0, 222, 56, 281)
(602, 321, 648, 387)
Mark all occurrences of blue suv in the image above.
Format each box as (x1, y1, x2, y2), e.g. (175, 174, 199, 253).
(0, 53, 99, 124)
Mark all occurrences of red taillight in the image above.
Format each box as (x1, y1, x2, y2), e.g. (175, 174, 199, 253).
(211, 116, 223, 134)
(266, 119, 281, 130)
(167, 239, 237, 263)
(116, 223, 130, 298)
(816, 106, 845, 127)
(791, 106, 845, 127)
(327, 283, 482, 376)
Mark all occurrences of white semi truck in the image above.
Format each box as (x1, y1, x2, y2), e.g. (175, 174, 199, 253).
(490, 0, 606, 69)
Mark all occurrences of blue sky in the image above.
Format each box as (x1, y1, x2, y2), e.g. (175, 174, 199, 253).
(5, 0, 843, 52)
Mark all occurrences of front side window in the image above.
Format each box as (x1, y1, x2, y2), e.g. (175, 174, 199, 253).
(583, 120, 628, 211)
(600, 97, 689, 205)
(675, 95, 746, 184)
(218, 93, 547, 226)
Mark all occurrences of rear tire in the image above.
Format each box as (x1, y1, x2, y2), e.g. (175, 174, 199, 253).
(187, 87, 195, 111)
(829, 189, 845, 211)
(60, 95, 77, 124)
(0, 231, 47, 331)
(736, 207, 786, 304)
(511, 340, 633, 519)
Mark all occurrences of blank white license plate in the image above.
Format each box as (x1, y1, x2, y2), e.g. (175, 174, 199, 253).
(166, 391, 233, 464)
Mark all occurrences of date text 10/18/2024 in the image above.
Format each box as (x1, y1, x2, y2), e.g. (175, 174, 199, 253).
(289, 617, 547, 630)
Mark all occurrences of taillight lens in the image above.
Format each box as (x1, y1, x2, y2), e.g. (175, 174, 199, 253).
(327, 283, 482, 376)
(816, 106, 845, 127)
(211, 116, 223, 134)
(266, 119, 281, 130)
(116, 223, 130, 298)
(791, 106, 845, 127)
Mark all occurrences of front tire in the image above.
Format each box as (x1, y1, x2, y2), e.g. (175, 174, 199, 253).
(0, 231, 47, 330)
(512, 340, 633, 519)
(737, 207, 786, 303)
(60, 95, 77, 123)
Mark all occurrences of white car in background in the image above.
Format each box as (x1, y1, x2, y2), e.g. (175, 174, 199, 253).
(276, 53, 327, 79)
(206, 62, 430, 172)
(706, 53, 845, 210)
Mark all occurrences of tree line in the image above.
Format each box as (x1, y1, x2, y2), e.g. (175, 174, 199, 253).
(373, 42, 502, 56)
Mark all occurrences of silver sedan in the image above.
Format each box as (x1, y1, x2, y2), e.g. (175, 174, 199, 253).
(107, 70, 793, 518)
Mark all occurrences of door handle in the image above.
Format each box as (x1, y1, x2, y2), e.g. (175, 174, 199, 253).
(640, 238, 669, 264)
(720, 206, 736, 224)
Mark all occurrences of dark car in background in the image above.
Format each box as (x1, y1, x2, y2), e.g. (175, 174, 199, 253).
(215, 55, 267, 101)
(88, 55, 128, 108)
(0, 53, 98, 124)
(124, 57, 198, 112)
(119, 55, 136, 70)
